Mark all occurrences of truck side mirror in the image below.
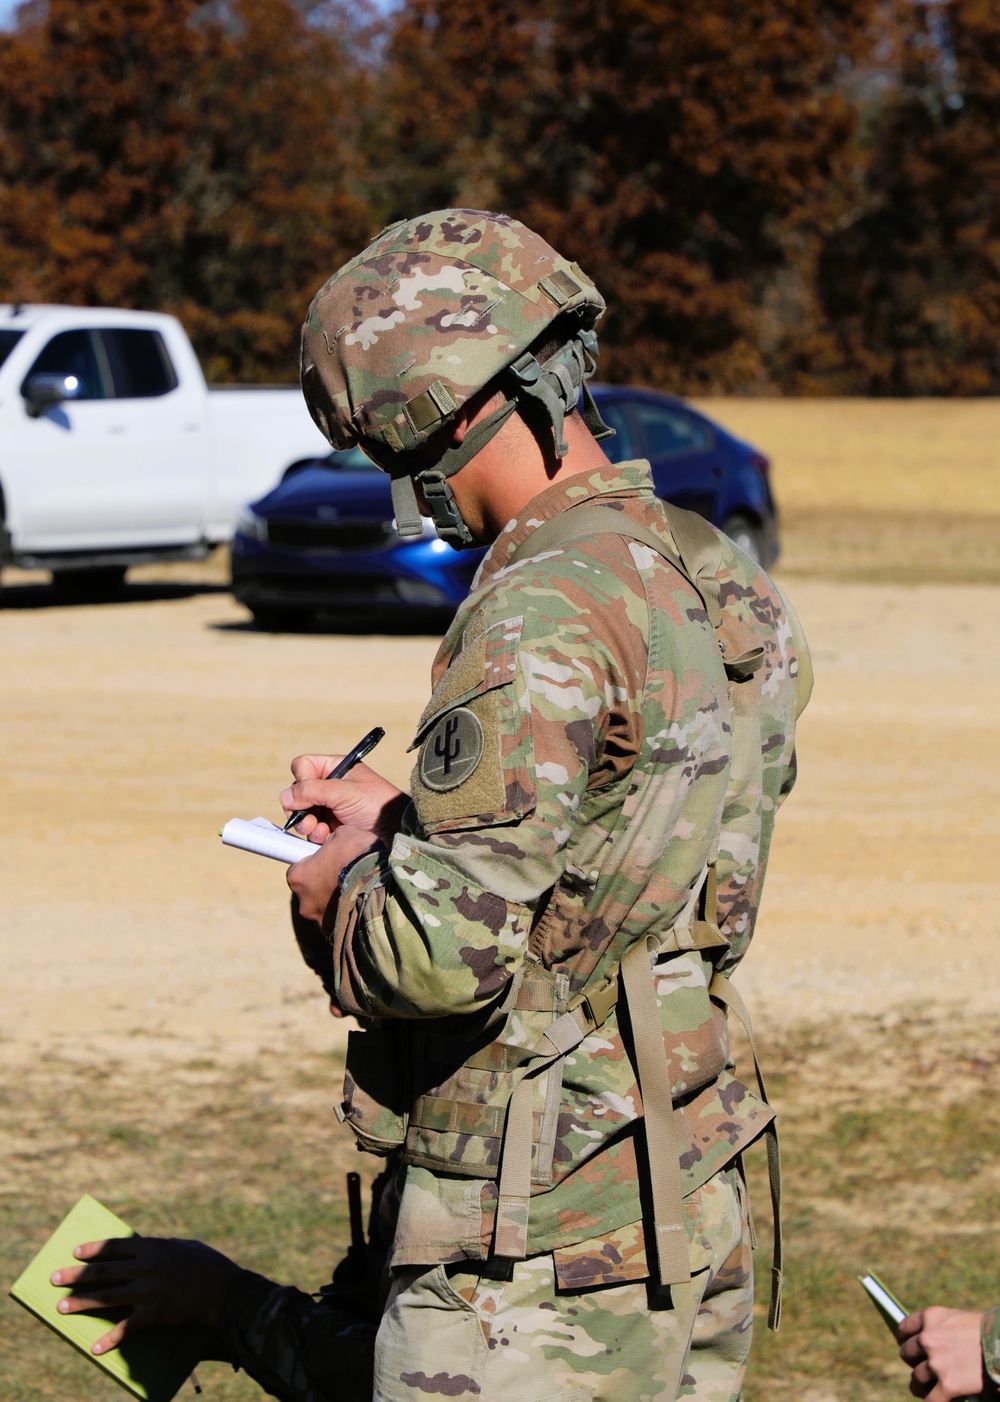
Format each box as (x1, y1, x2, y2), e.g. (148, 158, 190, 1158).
(23, 373, 84, 418)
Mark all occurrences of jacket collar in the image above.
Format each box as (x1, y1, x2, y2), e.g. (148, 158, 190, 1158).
(475, 458, 655, 589)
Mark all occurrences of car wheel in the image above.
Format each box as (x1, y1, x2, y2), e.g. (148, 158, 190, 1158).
(249, 605, 306, 631)
(52, 566, 128, 600)
(721, 514, 765, 566)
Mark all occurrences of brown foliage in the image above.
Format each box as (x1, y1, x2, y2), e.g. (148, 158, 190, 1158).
(375, 0, 877, 392)
(0, 0, 372, 380)
(805, 0, 1000, 394)
(3, 0, 1000, 393)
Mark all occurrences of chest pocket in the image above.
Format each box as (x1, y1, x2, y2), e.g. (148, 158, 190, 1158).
(409, 614, 536, 833)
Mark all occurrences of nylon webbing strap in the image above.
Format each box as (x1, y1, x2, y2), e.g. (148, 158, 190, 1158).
(493, 1006, 592, 1259)
(710, 972, 783, 1331)
(620, 940, 691, 1287)
(690, 862, 727, 948)
(389, 472, 424, 538)
(494, 1076, 534, 1258)
(665, 505, 724, 630)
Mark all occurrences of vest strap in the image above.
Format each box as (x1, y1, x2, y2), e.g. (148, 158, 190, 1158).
(493, 1008, 592, 1257)
(710, 970, 783, 1332)
(620, 938, 691, 1286)
(492, 940, 692, 1286)
(505, 499, 724, 630)
(493, 1075, 535, 1258)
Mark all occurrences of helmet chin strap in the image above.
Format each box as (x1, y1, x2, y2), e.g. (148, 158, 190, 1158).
(388, 329, 614, 551)
(392, 398, 519, 549)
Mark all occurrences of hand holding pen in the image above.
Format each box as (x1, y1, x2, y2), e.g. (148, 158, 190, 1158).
(282, 726, 386, 832)
(281, 726, 410, 925)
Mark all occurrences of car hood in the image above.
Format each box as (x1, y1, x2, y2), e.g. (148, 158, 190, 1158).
(253, 465, 391, 521)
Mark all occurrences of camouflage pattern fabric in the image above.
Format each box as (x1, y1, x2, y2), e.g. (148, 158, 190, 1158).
(374, 1167, 752, 1402)
(300, 209, 604, 457)
(332, 457, 810, 1279)
(983, 1305, 1000, 1386)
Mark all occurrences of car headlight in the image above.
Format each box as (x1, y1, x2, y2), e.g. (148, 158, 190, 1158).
(235, 507, 268, 543)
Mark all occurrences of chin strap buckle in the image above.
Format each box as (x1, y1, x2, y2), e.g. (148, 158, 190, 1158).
(417, 470, 475, 548)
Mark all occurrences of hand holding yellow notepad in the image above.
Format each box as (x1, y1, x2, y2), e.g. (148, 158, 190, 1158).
(9, 1194, 215, 1402)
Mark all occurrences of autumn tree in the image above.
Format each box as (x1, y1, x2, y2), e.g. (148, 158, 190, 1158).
(374, 0, 878, 392)
(167, 0, 374, 380)
(0, 0, 373, 379)
(0, 0, 202, 308)
(810, 0, 1000, 394)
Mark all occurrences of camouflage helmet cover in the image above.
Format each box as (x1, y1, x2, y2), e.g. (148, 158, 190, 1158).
(300, 209, 606, 459)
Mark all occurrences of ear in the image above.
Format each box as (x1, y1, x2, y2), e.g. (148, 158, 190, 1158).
(449, 410, 470, 446)
(448, 384, 502, 446)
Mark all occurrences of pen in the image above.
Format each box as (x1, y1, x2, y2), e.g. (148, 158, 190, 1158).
(282, 725, 385, 832)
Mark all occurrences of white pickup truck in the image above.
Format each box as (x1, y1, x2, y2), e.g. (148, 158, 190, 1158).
(0, 304, 330, 593)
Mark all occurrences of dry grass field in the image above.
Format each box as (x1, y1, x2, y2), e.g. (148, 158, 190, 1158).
(1, 399, 999, 1402)
(696, 397, 1000, 583)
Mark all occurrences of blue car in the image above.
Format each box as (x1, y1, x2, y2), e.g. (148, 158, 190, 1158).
(230, 386, 777, 628)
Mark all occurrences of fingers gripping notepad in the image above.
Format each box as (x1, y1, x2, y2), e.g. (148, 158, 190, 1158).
(9, 1195, 214, 1401)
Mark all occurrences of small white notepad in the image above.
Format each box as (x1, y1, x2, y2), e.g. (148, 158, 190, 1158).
(220, 816, 322, 864)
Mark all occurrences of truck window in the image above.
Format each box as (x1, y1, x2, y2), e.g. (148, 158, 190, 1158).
(98, 328, 178, 399)
(0, 328, 23, 370)
(21, 330, 108, 400)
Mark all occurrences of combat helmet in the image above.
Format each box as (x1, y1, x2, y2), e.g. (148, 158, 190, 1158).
(300, 209, 611, 548)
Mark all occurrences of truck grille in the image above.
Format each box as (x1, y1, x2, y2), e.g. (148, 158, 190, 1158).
(266, 519, 391, 552)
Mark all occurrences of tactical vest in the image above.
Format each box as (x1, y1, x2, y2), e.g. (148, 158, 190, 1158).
(338, 502, 785, 1328)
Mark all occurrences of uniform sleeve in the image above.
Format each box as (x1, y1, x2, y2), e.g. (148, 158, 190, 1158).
(982, 1305, 1000, 1386)
(332, 564, 645, 1020)
(218, 1271, 376, 1402)
(773, 582, 812, 805)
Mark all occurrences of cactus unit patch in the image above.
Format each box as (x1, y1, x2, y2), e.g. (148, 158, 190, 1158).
(419, 708, 485, 791)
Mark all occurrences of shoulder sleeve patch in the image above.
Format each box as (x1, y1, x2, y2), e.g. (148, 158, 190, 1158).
(419, 708, 485, 791)
(410, 615, 535, 833)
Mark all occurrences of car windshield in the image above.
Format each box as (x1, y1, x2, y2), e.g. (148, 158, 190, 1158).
(323, 445, 380, 471)
(0, 328, 24, 370)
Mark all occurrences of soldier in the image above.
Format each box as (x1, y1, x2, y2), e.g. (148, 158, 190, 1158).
(281, 207, 812, 1402)
(52, 208, 810, 1402)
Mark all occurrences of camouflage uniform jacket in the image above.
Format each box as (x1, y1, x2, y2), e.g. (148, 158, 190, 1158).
(982, 1305, 1000, 1387)
(332, 458, 810, 1285)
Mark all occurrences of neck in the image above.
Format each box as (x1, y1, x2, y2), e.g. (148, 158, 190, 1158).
(471, 411, 612, 541)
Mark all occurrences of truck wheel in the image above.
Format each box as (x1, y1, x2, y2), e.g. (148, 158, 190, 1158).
(721, 514, 765, 565)
(52, 566, 128, 600)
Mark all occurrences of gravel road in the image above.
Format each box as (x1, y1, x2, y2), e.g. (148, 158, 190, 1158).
(1, 569, 996, 1069)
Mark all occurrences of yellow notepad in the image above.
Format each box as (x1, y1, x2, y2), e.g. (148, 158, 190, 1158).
(9, 1194, 214, 1402)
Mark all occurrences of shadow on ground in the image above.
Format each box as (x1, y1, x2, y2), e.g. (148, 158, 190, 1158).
(0, 579, 231, 610)
(0, 572, 449, 635)
(211, 608, 450, 638)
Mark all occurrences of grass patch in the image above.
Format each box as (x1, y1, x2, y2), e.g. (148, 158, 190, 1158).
(742, 1014, 1000, 1401)
(0, 1049, 374, 1402)
(3, 1017, 1000, 1401)
(776, 508, 1000, 585)
(692, 397, 1000, 518)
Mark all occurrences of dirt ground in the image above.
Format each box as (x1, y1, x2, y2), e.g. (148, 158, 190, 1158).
(0, 506, 998, 1070)
(0, 572, 995, 1067)
(2, 399, 1000, 1401)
